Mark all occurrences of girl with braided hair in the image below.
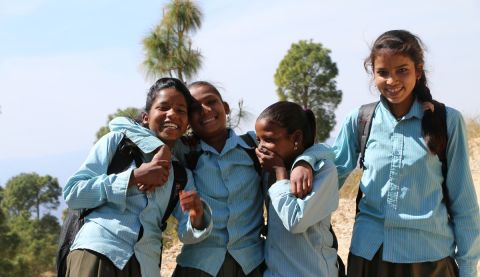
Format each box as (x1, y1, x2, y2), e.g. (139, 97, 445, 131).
(333, 30, 480, 277)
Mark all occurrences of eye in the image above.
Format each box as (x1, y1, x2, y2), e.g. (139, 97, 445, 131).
(376, 70, 388, 77)
(158, 105, 171, 112)
(176, 108, 187, 114)
(397, 67, 409, 74)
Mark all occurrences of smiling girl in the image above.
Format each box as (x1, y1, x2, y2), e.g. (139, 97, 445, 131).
(63, 78, 212, 277)
(333, 30, 480, 277)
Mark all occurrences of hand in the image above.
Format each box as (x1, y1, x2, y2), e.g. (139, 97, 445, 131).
(130, 145, 171, 191)
(290, 161, 313, 199)
(255, 147, 287, 180)
(179, 191, 205, 229)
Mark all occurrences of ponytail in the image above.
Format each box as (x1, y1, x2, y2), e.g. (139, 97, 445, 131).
(414, 73, 446, 155)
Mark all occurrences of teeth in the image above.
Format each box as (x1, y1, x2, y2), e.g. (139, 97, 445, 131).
(202, 118, 215, 124)
(387, 87, 401, 93)
(163, 123, 178, 129)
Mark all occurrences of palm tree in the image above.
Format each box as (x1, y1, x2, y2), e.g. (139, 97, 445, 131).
(143, 0, 203, 82)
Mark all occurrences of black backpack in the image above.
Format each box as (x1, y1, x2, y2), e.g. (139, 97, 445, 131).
(56, 135, 187, 277)
(356, 100, 449, 214)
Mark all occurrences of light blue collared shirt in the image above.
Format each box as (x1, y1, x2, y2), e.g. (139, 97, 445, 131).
(332, 99, 480, 277)
(109, 118, 264, 276)
(64, 131, 212, 277)
(264, 152, 339, 277)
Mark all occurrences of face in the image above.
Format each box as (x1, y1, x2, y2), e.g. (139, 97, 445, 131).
(189, 85, 230, 139)
(255, 118, 298, 163)
(143, 87, 189, 147)
(373, 50, 421, 114)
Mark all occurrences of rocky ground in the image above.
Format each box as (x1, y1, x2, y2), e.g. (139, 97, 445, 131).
(160, 138, 480, 276)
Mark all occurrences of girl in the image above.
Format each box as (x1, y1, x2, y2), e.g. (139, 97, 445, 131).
(334, 30, 480, 277)
(110, 81, 319, 277)
(63, 77, 212, 277)
(255, 101, 339, 277)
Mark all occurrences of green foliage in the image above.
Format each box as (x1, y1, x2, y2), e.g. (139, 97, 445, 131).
(143, 0, 203, 82)
(2, 173, 61, 220)
(274, 40, 342, 141)
(0, 208, 21, 277)
(227, 99, 253, 131)
(95, 107, 143, 142)
(0, 180, 60, 276)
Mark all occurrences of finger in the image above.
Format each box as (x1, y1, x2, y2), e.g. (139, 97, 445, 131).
(296, 181, 304, 199)
(153, 145, 172, 161)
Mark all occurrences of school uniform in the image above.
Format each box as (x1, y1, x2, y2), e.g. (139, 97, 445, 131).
(332, 98, 480, 277)
(264, 153, 339, 277)
(110, 118, 264, 276)
(63, 131, 213, 277)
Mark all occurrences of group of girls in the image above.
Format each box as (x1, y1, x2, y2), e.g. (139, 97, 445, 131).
(63, 29, 479, 277)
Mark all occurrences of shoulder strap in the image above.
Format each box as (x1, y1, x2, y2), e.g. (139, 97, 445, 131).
(357, 102, 379, 169)
(355, 102, 378, 215)
(432, 100, 450, 218)
(160, 161, 188, 232)
(107, 135, 143, 174)
(239, 133, 261, 175)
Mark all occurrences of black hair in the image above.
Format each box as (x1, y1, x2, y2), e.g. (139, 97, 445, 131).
(365, 30, 445, 155)
(145, 77, 196, 118)
(257, 101, 316, 148)
(188, 81, 224, 101)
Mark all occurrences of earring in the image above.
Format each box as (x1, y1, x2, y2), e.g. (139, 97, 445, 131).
(294, 141, 298, 150)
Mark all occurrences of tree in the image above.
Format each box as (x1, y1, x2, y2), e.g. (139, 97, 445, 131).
(0, 188, 20, 277)
(274, 40, 342, 141)
(1, 173, 61, 220)
(227, 99, 253, 131)
(143, 0, 202, 82)
(95, 107, 143, 141)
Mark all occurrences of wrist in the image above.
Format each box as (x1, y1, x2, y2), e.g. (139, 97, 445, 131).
(274, 166, 288, 180)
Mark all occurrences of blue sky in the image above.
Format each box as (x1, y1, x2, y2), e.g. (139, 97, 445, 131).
(1, 0, 479, 217)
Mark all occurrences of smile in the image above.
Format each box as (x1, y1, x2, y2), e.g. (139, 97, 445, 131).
(162, 122, 179, 129)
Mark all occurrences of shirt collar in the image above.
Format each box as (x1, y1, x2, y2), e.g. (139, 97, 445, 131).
(199, 129, 249, 154)
(379, 96, 424, 120)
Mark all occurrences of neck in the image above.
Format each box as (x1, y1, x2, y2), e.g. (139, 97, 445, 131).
(202, 129, 229, 153)
(386, 95, 415, 119)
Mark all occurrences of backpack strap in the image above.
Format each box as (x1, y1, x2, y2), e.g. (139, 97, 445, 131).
(355, 102, 378, 214)
(432, 100, 450, 218)
(357, 102, 379, 169)
(160, 161, 188, 232)
(239, 133, 261, 175)
(107, 135, 143, 174)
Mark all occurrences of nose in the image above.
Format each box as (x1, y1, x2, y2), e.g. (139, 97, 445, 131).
(386, 75, 396, 85)
(166, 108, 177, 118)
(201, 103, 212, 114)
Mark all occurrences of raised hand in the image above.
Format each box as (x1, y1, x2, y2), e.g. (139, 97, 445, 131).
(179, 190, 205, 229)
(255, 147, 287, 181)
(130, 145, 171, 192)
